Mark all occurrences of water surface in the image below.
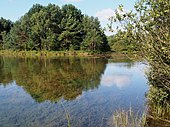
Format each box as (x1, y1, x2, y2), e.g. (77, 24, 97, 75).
(0, 57, 148, 127)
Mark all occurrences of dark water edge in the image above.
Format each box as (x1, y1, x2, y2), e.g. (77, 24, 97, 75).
(0, 56, 148, 127)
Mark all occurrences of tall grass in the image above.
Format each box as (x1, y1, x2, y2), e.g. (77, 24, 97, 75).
(112, 108, 147, 127)
(147, 103, 170, 127)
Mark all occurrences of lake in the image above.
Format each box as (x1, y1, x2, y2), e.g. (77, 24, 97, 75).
(0, 56, 148, 127)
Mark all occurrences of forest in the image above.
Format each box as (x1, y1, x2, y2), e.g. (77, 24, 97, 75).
(0, 4, 110, 52)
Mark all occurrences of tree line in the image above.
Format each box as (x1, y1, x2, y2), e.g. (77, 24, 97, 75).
(0, 4, 110, 52)
(107, 30, 139, 52)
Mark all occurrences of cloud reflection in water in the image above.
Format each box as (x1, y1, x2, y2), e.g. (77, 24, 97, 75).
(100, 63, 133, 89)
(101, 74, 131, 89)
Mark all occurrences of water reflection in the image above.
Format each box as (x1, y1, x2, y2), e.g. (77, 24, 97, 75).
(0, 57, 148, 127)
(100, 63, 145, 89)
(0, 57, 108, 102)
(101, 74, 131, 88)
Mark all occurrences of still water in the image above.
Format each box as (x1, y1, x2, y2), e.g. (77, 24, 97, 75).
(0, 57, 148, 127)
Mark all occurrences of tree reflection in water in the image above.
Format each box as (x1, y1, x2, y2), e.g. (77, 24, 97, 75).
(0, 56, 108, 102)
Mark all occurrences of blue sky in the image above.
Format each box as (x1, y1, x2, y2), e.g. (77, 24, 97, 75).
(0, 0, 137, 35)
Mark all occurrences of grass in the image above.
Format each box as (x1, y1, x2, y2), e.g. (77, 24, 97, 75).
(146, 86, 170, 126)
(147, 103, 170, 127)
(112, 108, 147, 127)
(0, 50, 143, 62)
(112, 104, 170, 127)
(0, 50, 110, 58)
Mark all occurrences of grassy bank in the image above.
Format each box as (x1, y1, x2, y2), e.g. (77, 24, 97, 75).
(0, 50, 110, 58)
(0, 50, 143, 61)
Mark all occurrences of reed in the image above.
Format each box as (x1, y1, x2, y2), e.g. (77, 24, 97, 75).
(112, 108, 147, 127)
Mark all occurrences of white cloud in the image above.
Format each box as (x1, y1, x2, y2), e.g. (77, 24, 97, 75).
(95, 8, 130, 35)
(95, 8, 114, 21)
(95, 8, 130, 22)
(101, 75, 131, 89)
(62, 0, 82, 2)
(95, 8, 115, 35)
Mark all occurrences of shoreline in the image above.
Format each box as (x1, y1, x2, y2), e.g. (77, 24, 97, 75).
(0, 50, 110, 58)
(0, 50, 142, 61)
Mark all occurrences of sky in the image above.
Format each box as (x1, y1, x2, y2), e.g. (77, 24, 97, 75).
(0, 0, 137, 35)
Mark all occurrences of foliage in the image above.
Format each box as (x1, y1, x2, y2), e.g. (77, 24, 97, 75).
(147, 86, 170, 120)
(81, 15, 110, 51)
(0, 4, 109, 52)
(59, 4, 83, 50)
(0, 17, 13, 49)
(108, 30, 139, 52)
(109, 0, 170, 125)
(134, 1, 170, 113)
